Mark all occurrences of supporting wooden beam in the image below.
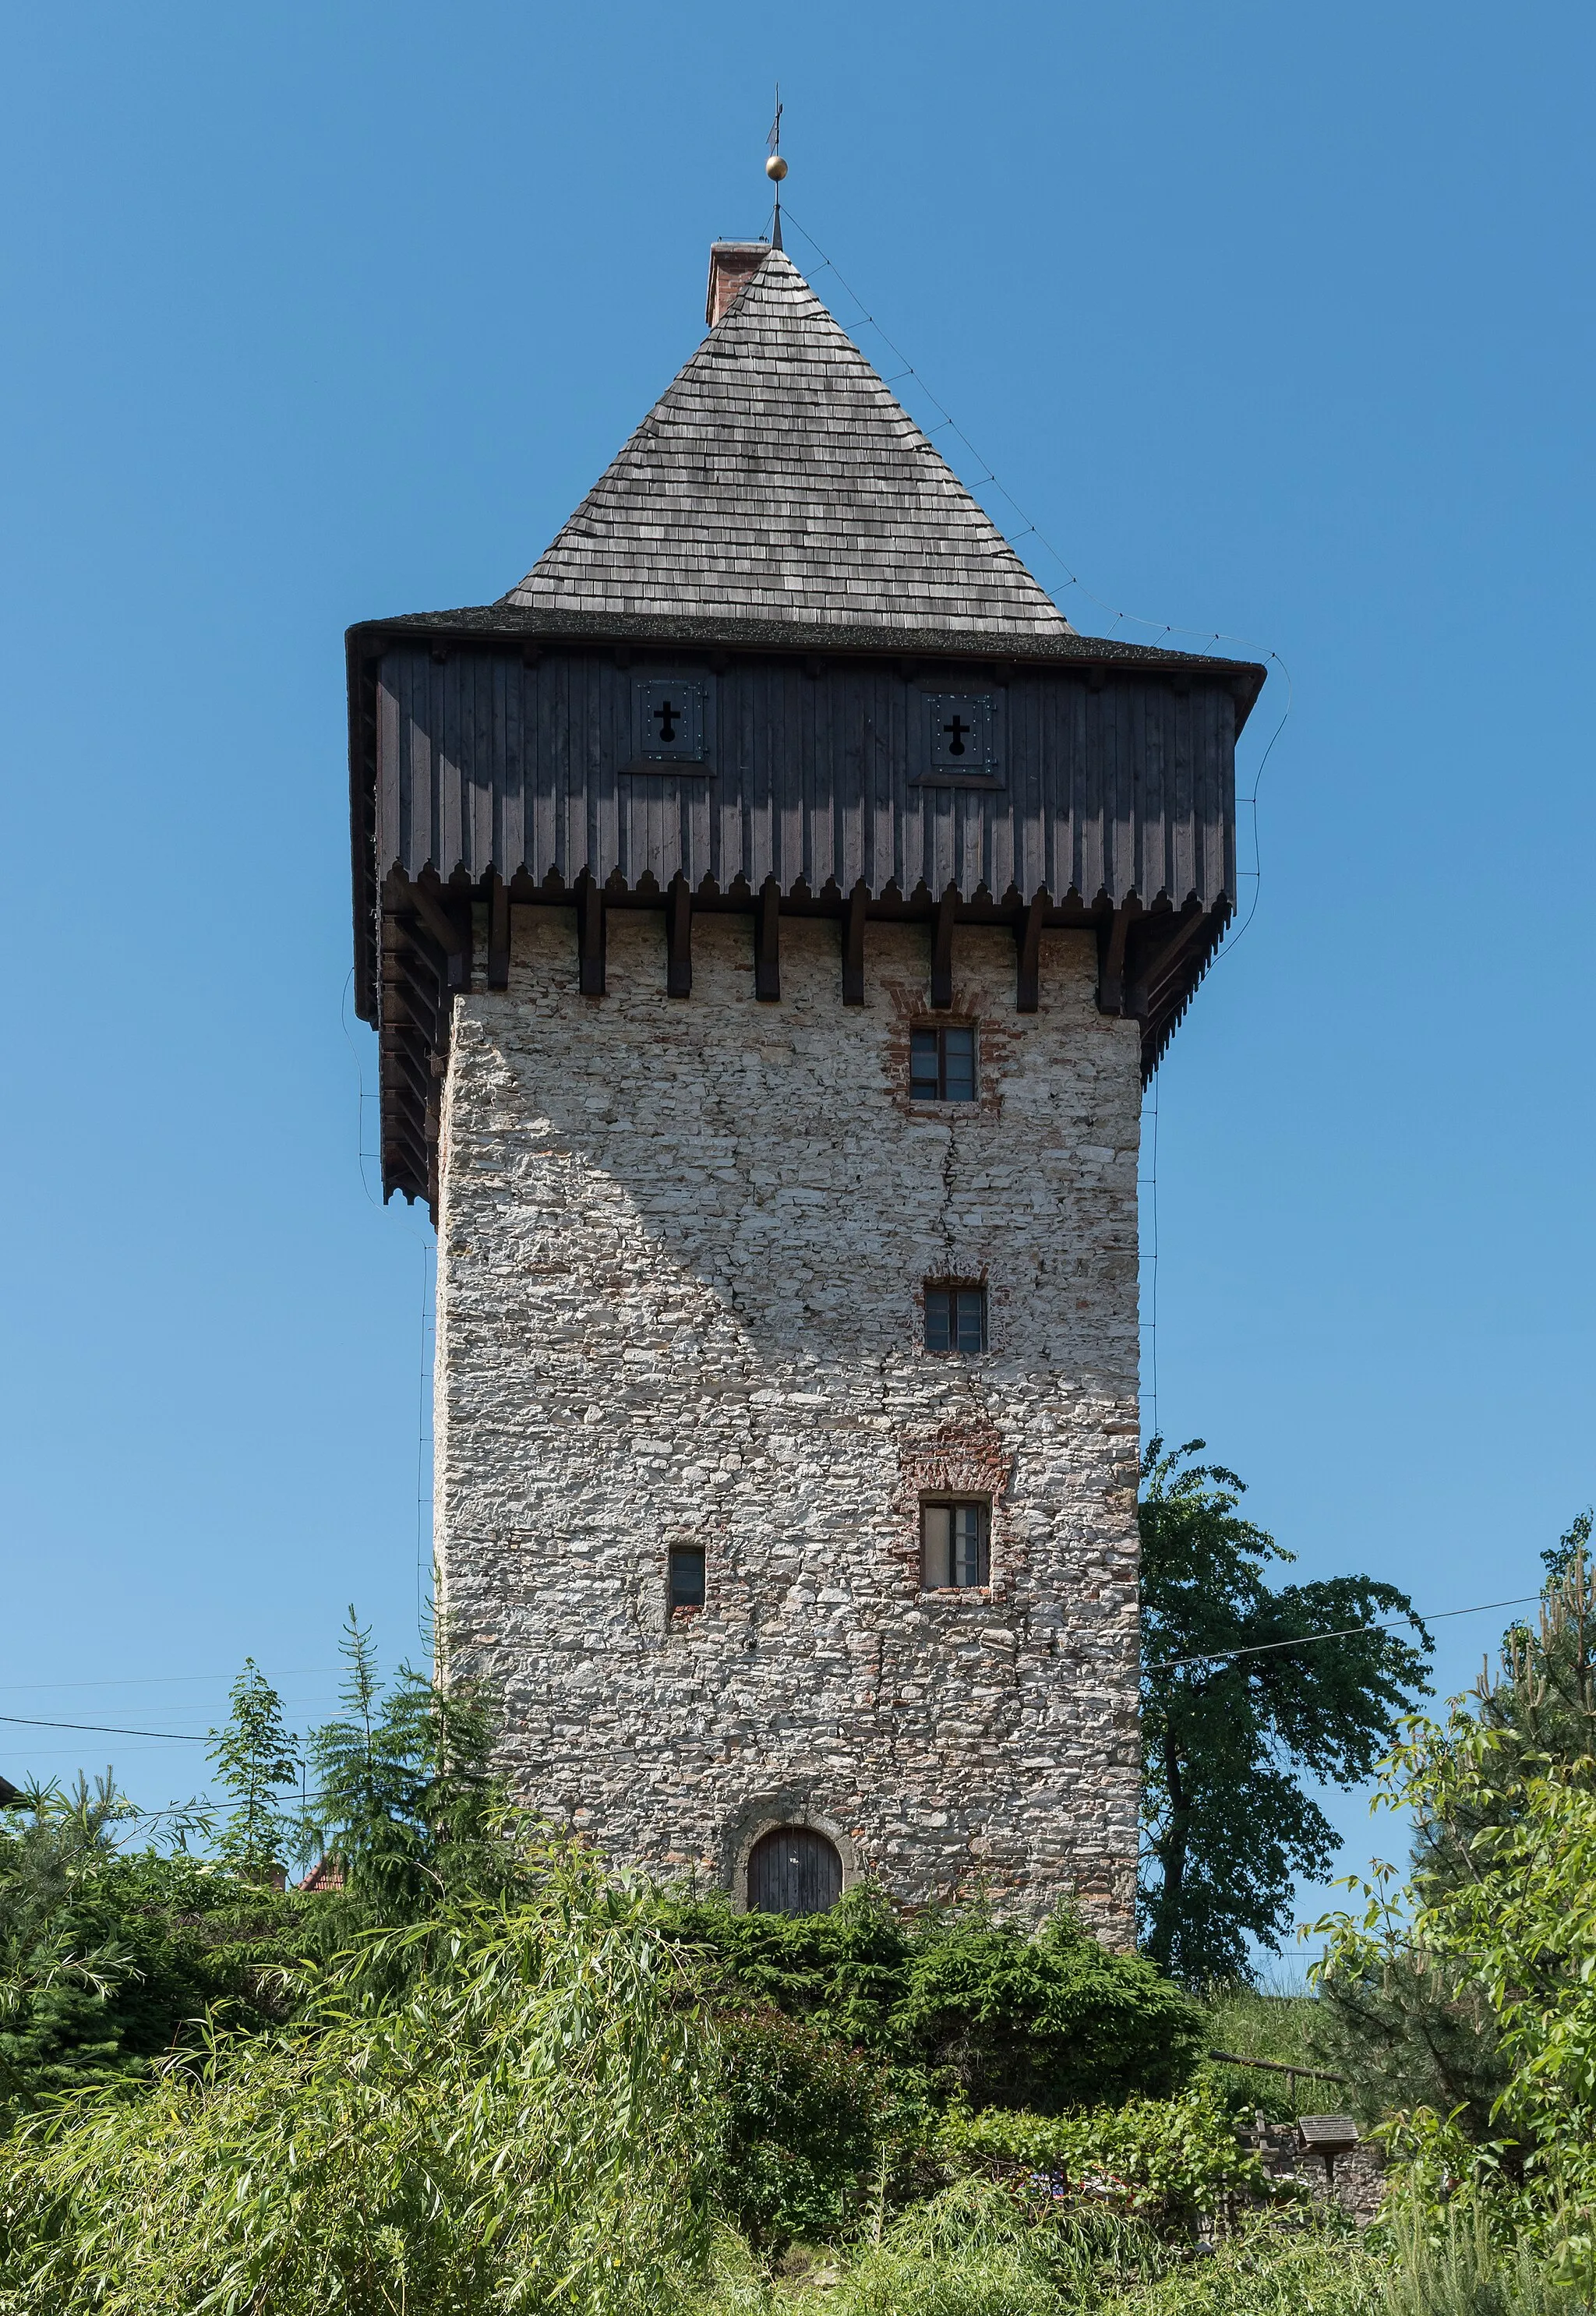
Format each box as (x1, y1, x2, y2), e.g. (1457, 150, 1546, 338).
(1126, 902, 1206, 1019)
(755, 877, 781, 1002)
(666, 877, 692, 999)
(409, 885, 469, 991)
(1097, 898, 1140, 1015)
(930, 886, 957, 1010)
(577, 876, 606, 997)
(842, 881, 867, 1006)
(1015, 891, 1047, 1013)
(486, 872, 510, 990)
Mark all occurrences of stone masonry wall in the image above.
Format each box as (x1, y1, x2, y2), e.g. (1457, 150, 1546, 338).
(433, 907, 1144, 1940)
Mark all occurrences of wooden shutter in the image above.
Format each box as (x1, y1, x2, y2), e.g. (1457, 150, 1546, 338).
(747, 1826, 843, 1915)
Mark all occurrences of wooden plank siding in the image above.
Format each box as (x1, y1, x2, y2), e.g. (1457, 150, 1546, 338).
(376, 646, 1237, 911)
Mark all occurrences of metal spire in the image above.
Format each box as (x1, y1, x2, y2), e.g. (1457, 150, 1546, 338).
(765, 87, 787, 249)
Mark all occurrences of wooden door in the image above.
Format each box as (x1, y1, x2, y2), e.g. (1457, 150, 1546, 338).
(747, 1826, 843, 1915)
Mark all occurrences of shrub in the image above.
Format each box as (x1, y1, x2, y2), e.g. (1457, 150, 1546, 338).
(0, 1850, 714, 2316)
(712, 2007, 881, 2255)
(660, 1888, 1202, 2113)
(939, 2080, 1270, 2236)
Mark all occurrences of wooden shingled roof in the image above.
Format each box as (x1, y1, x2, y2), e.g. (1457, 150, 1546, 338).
(503, 249, 1075, 638)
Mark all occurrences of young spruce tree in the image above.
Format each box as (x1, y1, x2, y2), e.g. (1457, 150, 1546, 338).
(207, 1660, 299, 1886)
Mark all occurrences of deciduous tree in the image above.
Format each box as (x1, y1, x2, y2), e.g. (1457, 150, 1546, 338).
(1139, 1438, 1431, 1982)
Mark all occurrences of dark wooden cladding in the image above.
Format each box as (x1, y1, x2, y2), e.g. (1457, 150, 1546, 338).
(370, 645, 1238, 914)
(350, 631, 1254, 1209)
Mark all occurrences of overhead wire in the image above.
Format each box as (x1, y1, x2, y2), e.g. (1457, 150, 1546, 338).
(1149, 1591, 1545, 1675)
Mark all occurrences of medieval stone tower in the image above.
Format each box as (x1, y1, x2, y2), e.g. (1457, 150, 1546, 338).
(346, 238, 1258, 1942)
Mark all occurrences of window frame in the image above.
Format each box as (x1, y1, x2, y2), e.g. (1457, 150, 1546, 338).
(909, 1022, 977, 1103)
(920, 1496, 992, 1592)
(668, 1543, 706, 1615)
(923, 1280, 988, 1356)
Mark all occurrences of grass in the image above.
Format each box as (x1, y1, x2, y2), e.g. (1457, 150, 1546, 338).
(1199, 1979, 1345, 2124)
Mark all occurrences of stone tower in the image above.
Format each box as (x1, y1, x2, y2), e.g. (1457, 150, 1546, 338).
(346, 242, 1260, 1940)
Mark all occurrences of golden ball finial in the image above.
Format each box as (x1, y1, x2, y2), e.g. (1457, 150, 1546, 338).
(765, 154, 788, 182)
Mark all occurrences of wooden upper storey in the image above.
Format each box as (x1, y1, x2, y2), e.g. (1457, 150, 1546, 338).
(347, 609, 1262, 1210)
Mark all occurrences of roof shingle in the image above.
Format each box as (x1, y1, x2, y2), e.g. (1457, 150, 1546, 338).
(503, 249, 1073, 638)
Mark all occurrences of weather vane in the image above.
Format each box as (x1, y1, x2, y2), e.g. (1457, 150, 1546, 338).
(765, 86, 787, 249)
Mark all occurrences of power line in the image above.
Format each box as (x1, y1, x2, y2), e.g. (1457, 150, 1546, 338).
(1150, 1592, 1545, 1675)
(0, 1711, 210, 1742)
(0, 1668, 339, 1694)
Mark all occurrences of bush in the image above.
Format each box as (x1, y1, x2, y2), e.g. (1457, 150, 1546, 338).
(939, 2080, 1270, 2236)
(0, 1850, 715, 2316)
(660, 1888, 1202, 2113)
(712, 2007, 882, 2255)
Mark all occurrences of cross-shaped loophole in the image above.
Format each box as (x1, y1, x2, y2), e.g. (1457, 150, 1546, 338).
(943, 713, 969, 757)
(654, 697, 680, 743)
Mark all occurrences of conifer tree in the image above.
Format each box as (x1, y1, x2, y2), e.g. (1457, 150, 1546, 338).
(307, 1608, 504, 1916)
(207, 1661, 298, 1885)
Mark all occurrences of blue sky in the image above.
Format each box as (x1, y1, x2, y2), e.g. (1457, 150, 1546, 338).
(2, 2, 1591, 1944)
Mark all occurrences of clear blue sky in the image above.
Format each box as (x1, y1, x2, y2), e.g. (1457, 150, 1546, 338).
(3, 3, 1591, 1944)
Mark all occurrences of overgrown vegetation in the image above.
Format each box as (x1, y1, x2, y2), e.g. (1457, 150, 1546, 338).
(2, 1496, 1594, 2311)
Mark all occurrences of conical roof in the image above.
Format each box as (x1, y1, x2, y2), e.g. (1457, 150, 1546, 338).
(503, 249, 1073, 639)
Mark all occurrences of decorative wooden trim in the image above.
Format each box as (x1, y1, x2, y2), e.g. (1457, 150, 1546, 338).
(1127, 902, 1206, 1019)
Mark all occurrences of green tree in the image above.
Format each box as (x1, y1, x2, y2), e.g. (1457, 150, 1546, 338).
(1139, 1438, 1432, 1982)
(207, 1660, 298, 1884)
(1309, 1514, 1595, 2140)
(306, 1608, 506, 1918)
(0, 1778, 296, 2115)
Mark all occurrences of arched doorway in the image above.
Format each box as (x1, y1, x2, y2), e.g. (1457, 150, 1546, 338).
(747, 1824, 844, 1915)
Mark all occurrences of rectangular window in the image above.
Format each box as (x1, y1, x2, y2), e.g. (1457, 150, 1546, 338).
(924, 1283, 987, 1354)
(909, 1024, 976, 1103)
(921, 1499, 990, 1590)
(669, 1545, 705, 1612)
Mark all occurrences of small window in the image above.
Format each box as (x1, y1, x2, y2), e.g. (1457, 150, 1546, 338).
(925, 1283, 987, 1354)
(922, 1499, 990, 1590)
(669, 1545, 705, 1612)
(909, 1024, 976, 1103)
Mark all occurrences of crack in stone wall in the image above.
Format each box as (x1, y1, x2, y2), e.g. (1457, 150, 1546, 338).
(435, 909, 1143, 1939)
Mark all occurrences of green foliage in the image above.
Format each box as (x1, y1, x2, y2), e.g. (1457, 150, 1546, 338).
(1313, 1545, 1596, 2284)
(0, 1845, 714, 2316)
(1378, 2198, 1584, 2316)
(1301, 1523, 1596, 2143)
(0, 1780, 295, 2118)
(693, 2197, 1387, 2316)
(939, 2080, 1271, 2233)
(207, 1658, 300, 1882)
(1197, 1983, 1336, 2124)
(1139, 1438, 1432, 1982)
(305, 1608, 507, 1921)
(711, 2007, 881, 2254)
(659, 1886, 1202, 2113)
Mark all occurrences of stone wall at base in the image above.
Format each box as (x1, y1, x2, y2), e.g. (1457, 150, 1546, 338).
(433, 906, 1143, 1939)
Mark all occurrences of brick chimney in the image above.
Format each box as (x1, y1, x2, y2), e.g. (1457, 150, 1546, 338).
(705, 242, 769, 328)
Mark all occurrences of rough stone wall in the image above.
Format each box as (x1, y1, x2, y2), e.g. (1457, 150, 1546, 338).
(434, 906, 1144, 1940)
